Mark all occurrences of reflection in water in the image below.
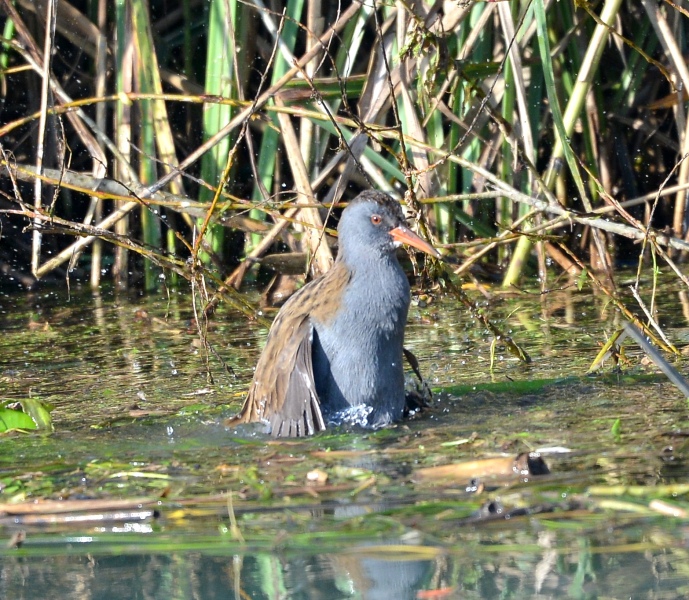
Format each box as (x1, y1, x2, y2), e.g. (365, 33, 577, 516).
(2, 522, 689, 599)
(1, 550, 427, 600)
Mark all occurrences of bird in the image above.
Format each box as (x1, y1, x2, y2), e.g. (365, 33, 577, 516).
(228, 190, 439, 437)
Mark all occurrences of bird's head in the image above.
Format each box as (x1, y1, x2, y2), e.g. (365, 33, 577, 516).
(337, 191, 439, 260)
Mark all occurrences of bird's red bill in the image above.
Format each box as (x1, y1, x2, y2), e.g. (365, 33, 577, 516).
(390, 225, 440, 258)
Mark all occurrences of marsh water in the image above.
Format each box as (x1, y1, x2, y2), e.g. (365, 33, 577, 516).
(2, 277, 689, 599)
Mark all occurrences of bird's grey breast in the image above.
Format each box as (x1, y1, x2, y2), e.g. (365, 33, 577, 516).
(311, 255, 410, 418)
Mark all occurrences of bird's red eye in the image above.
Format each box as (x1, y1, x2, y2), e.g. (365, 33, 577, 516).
(371, 214, 382, 226)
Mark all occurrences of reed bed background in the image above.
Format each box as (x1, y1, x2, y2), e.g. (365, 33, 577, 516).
(0, 0, 688, 331)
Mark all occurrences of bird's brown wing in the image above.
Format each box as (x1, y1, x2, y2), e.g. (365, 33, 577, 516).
(270, 317, 326, 437)
(227, 308, 325, 437)
(228, 262, 351, 437)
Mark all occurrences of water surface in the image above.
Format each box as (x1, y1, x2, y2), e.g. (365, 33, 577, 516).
(1, 280, 689, 599)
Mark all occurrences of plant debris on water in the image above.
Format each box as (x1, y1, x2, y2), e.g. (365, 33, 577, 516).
(2, 282, 689, 597)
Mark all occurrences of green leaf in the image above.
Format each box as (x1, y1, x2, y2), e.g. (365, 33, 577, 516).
(0, 398, 54, 433)
(19, 398, 54, 431)
(0, 406, 38, 433)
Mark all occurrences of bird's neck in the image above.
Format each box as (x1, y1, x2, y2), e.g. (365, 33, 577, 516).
(338, 245, 399, 280)
(337, 249, 410, 324)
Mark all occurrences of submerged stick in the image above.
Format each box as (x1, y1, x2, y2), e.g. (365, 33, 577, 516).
(623, 322, 689, 398)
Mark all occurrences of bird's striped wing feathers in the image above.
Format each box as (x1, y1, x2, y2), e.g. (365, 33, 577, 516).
(227, 297, 325, 437)
(228, 263, 351, 437)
